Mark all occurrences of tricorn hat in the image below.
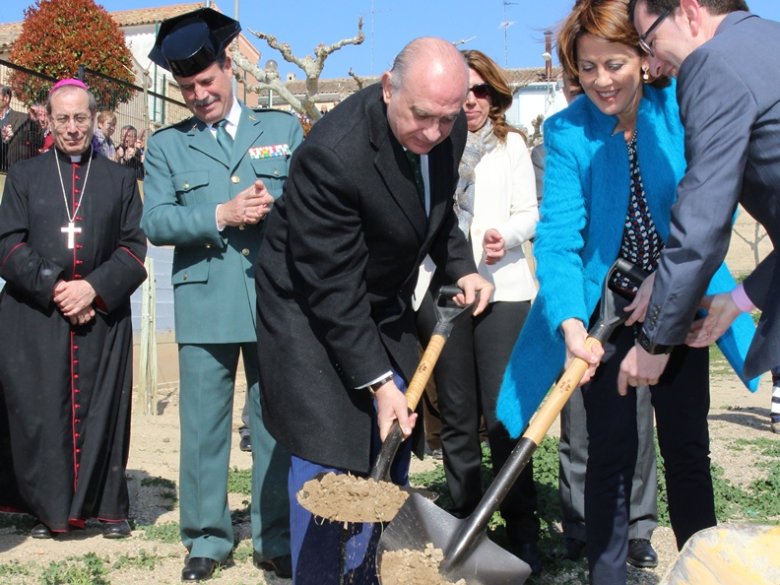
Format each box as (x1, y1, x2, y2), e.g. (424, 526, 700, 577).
(148, 8, 240, 78)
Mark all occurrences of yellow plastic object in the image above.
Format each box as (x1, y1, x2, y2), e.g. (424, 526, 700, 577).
(662, 524, 780, 585)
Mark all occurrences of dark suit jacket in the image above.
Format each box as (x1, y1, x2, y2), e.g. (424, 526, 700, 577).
(0, 109, 26, 171)
(1, 108, 27, 137)
(6, 117, 44, 168)
(644, 12, 780, 378)
(255, 84, 475, 473)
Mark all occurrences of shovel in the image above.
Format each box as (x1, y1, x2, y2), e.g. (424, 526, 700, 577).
(370, 285, 474, 481)
(377, 258, 648, 585)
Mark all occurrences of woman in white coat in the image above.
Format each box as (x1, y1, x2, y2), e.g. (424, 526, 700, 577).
(415, 49, 541, 574)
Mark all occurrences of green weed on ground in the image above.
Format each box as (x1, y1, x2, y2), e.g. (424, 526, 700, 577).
(139, 521, 181, 544)
(40, 553, 109, 585)
(112, 548, 168, 571)
(0, 560, 30, 579)
(228, 467, 252, 495)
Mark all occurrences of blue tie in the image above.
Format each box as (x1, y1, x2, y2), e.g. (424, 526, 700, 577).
(215, 119, 233, 158)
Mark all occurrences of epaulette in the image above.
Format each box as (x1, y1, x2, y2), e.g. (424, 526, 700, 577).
(249, 108, 298, 120)
(155, 116, 198, 134)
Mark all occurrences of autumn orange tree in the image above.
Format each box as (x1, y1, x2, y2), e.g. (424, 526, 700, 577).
(9, 0, 135, 108)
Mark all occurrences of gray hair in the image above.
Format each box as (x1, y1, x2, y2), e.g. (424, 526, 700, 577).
(0, 85, 11, 99)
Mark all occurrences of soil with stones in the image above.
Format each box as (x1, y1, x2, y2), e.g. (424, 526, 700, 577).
(380, 544, 467, 585)
(297, 473, 408, 523)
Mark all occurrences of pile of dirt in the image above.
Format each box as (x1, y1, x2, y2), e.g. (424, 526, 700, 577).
(380, 543, 467, 585)
(296, 472, 409, 523)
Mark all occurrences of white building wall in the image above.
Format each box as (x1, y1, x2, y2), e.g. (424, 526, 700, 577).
(507, 81, 569, 138)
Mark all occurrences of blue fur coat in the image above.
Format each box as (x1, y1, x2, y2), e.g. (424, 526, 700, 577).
(497, 81, 745, 437)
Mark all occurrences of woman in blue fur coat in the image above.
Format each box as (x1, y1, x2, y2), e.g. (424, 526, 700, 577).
(497, 1, 720, 583)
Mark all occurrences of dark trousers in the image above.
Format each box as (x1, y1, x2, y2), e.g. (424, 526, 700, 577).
(417, 293, 539, 544)
(558, 380, 657, 543)
(582, 325, 715, 585)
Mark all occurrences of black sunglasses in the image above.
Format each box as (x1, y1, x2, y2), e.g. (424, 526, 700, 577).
(638, 7, 672, 57)
(468, 83, 491, 99)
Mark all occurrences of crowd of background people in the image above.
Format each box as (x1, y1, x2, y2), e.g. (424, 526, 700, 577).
(1, 85, 147, 177)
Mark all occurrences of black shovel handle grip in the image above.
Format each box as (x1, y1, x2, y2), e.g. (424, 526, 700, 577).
(613, 258, 649, 289)
(370, 422, 404, 482)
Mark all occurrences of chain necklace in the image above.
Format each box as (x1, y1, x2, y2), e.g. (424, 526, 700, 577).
(55, 148, 93, 249)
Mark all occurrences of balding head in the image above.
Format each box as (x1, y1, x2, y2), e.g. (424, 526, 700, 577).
(382, 37, 468, 154)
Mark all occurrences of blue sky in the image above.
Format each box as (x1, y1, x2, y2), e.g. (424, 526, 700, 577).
(4, 0, 780, 79)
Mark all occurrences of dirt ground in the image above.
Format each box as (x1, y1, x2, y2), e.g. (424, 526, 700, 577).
(0, 213, 776, 584)
(1, 365, 775, 585)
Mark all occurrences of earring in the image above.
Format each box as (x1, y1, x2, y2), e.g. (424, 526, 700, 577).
(642, 65, 650, 82)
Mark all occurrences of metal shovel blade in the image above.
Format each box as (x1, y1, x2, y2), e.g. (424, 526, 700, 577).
(378, 491, 531, 585)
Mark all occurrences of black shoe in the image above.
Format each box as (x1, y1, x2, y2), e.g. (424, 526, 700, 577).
(253, 552, 292, 579)
(516, 542, 543, 576)
(182, 557, 218, 582)
(239, 434, 252, 452)
(102, 519, 131, 539)
(30, 523, 52, 539)
(562, 537, 585, 561)
(627, 538, 658, 568)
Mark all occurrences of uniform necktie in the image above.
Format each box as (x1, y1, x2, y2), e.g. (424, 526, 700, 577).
(404, 150, 425, 207)
(215, 119, 233, 158)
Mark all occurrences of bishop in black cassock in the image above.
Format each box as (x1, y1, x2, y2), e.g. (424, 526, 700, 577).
(0, 79, 146, 537)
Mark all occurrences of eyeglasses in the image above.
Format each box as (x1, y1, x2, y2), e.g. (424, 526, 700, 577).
(52, 113, 92, 130)
(638, 7, 671, 58)
(468, 83, 491, 99)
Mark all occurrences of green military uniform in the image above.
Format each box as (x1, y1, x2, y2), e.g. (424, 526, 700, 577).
(142, 102, 303, 562)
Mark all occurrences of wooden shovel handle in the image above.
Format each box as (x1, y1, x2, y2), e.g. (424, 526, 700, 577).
(523, 336, 603, 445)
(369, 333, 447, 481)
(404, 333, 446, 412)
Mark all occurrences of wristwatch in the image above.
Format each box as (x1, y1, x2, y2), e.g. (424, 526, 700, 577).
(636, 328, 674, 355)
(368, 374, 394, 394)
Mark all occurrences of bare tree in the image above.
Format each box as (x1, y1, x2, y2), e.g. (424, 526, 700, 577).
(732, 212, 770, 269)
(231, 18, 365, 122)
(348, 68, 367, 91)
